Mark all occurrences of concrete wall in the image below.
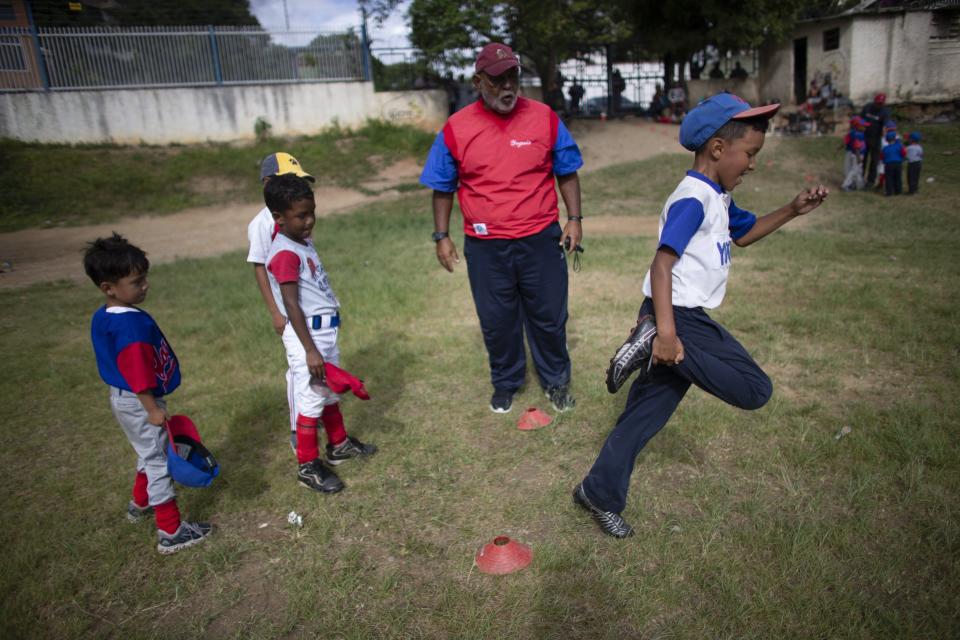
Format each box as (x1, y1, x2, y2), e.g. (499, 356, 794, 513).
(759, 17, 853, 106)
(760, 11, 960, 107)
(0, 82, 448, 144)
(849, 12, 960, 104)
(687, 78, 759, 105)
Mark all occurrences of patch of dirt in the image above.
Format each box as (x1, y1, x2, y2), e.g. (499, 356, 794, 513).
(569, 119, 682, 171)
(0, 119, 685, 289)
(359, 157, 424, 192)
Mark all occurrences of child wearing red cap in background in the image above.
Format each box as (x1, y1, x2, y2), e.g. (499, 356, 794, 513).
(841, 116, 867, 192)
(262, 174, 378, 494)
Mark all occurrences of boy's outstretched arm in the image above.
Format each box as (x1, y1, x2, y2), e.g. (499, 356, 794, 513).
(650, 247, 684, 366)
(734, 185, 829, 247)
(279, 282, 325, 381)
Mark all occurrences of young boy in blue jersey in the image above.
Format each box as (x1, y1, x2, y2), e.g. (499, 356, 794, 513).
(882, 130, 906, 196)
(84, 234, 212, 554)
(576, 93, 829, 538)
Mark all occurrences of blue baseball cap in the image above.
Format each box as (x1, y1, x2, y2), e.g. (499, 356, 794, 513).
(679, 93, 781, 151)
(909, 131, 921, 142)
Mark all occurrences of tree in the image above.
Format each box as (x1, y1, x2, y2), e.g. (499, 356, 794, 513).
(405, 0, 627, 100)
(29, 0, 260, 27)
(617, 0, 813, 86)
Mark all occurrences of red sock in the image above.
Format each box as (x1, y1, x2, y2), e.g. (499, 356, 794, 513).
(154, 499, 181, 534)
(321, 402, 347, 447)
(296, 414, 320, 464)
(132, 471, 149, 507)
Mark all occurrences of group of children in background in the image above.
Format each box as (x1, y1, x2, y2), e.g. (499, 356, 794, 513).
(85, 153, 376, 554)
(842, 115, 924, 195)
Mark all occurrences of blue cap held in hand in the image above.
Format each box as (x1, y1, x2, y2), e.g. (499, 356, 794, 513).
(679, 93, 781, 152)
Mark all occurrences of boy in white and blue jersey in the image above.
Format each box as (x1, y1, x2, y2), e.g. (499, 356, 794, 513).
(574, 93, 829, 538)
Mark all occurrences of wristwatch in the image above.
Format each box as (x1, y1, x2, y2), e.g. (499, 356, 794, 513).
(567, 215, 583, 222)
(432, 231, 449, 242)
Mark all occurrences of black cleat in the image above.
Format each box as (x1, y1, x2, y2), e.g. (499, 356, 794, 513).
(325, 436, 378, 466)
(545, 384, 576, 412)
(572, 483, 634, 539)
(605, 314, 657, 393)
(298, 459, 345, 493)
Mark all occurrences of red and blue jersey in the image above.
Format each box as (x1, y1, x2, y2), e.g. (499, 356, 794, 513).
(419, 97, 583, 240)
(844, 130, 866, 155)
(90, 306, 180, 396)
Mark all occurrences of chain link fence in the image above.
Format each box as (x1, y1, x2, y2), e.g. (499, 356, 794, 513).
(0, 25, 368, 91)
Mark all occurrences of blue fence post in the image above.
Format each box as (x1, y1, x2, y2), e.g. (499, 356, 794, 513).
(208, 26, 223, 85)
(360, 10, 372, 81)
(25, 1, 50, 90)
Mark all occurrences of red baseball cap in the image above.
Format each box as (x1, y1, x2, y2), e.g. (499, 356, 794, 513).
(322, 362, 370, 400)
(874, 93, 886, 104)
(475, 43, 520, 77)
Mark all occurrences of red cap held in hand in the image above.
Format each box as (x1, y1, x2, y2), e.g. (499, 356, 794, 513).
(322, 362, 370, 400)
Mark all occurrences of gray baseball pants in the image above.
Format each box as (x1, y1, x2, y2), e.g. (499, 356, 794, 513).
(109, 386, 176, 506)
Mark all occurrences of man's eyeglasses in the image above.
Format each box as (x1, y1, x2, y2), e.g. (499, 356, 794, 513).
(479, 68, 521, 88)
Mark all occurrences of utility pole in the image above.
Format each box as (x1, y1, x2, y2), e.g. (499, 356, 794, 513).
(282, 0, 290, 30)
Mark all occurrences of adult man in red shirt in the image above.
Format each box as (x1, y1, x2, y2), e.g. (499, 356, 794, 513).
(419, 43, 584, 414)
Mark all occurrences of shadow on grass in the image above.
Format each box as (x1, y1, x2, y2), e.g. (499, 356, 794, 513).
(188, 385, 279, 516)
(342, 330, 413, 437)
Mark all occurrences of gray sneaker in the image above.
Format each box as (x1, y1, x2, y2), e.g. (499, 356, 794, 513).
(126, 501, 153, 524)
(572, 483, 634, 539)
(157, 521, 213, 555)
(545, 384, 576, 412)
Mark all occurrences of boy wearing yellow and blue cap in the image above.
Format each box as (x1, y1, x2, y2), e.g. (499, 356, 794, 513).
(574, 93, 829, 538)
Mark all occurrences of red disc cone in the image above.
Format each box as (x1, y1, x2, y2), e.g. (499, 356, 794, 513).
(517, 407, 552, 431)
(475, 536, 533, 575)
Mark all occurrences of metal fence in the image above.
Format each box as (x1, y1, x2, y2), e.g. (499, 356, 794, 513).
(0, 25, 369, 91)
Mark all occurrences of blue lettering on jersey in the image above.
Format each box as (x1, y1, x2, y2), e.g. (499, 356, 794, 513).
(716, 240, 732, 266)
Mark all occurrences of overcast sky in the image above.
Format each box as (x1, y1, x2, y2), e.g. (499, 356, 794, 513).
(249, 0, 411, 47)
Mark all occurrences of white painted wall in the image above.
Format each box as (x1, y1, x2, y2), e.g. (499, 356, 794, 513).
(759, 18, 853, 106)
(761, 11, 960, 107)
(0, 82, 448, 144)
(849, 12, 960, 104)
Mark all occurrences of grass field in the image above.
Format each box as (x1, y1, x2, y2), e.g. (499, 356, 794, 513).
(1, 126, 959, 639)
(0, 120, 434, 232)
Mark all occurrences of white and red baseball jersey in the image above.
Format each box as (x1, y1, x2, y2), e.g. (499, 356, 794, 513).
(246, 207, 280, 265)
(266, 234, 340, 317)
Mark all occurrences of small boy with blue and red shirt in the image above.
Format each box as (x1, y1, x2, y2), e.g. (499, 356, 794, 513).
(84, 233, 211, 555)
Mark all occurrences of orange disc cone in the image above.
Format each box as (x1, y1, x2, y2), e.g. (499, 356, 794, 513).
(517, 407, 552, 431)
(475, 536, 533, 575)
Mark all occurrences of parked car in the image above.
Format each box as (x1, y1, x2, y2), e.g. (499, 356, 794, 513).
(582, 95, 645, 117)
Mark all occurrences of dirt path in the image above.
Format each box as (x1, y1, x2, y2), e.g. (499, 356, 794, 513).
(0, 120, 682, 289)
